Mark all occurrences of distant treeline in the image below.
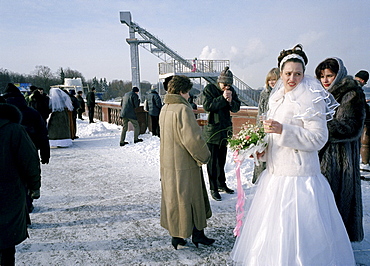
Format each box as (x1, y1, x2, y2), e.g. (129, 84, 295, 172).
(0, 66, 152, 101)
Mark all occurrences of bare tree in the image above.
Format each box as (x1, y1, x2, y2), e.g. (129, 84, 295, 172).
(32, 65, 56, 91)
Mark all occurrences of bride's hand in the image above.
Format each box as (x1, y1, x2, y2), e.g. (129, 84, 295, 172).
(263, 119, 282, 134)
(250, 151, 265, 160)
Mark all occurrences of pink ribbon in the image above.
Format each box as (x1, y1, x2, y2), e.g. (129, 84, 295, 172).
(233, 150, 245, 237)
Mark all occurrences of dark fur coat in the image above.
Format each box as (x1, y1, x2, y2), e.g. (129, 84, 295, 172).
(319, 75, 366, 242)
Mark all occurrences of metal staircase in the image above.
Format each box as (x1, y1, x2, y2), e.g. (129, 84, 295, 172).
(119, 11, 259, 106)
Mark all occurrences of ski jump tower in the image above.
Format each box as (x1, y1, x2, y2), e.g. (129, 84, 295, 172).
(119, 11, 259, 106)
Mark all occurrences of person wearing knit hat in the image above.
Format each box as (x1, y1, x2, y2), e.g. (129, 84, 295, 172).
(119, 87, 143, 146)
(217, 66, 234, 85)
(355, 70, 369, 87)
(202, 66, 241, 201)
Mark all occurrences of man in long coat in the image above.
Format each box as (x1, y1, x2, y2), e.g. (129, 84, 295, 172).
(86, 87, 96, 123)
(0, 103, 41, 264)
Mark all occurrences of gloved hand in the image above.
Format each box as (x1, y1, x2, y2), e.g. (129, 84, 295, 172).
(30, 189, 40, 199)
(41, 157, 49, 164)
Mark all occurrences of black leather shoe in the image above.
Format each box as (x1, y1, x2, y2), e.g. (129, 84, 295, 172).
(211, 190, 221, 201)
(218, 186, 234, 194)
(134, 139, 143, 143)
(120, 142, 129, 146)
(172, 237, 187, 250)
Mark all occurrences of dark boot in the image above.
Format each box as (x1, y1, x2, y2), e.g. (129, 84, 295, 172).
(171, 237, 187, 250)
(192, 228, 215, 248)
(218, 186, 234, 194)
(211, 190, 221, 201)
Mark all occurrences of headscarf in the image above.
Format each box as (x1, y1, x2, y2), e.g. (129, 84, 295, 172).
(49, 88, 73, 112)
(323, 57, 347, 91)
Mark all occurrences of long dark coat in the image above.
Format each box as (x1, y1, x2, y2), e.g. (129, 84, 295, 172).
(319, 76, 366, 242)
(77, 95, 85, 112)
(0, 104, 41, 249)
(120, 91, 140, 120)
(159, 94, 211, 238)
(86, 91, 95, 107)
(202, 83, 241, 145)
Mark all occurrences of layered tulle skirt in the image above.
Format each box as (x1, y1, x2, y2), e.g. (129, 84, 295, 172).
(231, 171, 355, 266)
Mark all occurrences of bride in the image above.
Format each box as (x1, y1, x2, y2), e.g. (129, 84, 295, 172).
(230, 44, 355, 265)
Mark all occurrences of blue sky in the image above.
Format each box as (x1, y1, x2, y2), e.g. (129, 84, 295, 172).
(1, 0, 369, 89)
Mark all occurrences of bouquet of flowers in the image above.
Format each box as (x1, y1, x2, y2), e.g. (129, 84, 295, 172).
(228, 123, 268, 236)
(228, 123, 268, 164)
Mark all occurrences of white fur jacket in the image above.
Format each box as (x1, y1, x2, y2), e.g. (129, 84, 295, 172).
(263, 76, 331, 177)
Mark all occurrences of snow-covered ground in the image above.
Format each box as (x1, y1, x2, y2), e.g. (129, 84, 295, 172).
(16, 118, 370, 265)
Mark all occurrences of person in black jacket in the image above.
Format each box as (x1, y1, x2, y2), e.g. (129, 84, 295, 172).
(86, 87, 96, 123)
(0, 103, 41, 265)
(28, 87, 50, 123)
(119, 87, 142, 146)
(147, 85, 162, 137)
(3, 83, 49, 213)
(202, 67, 241, 201)
(3, 83, 50, 164)
(76, 90, 86, 120)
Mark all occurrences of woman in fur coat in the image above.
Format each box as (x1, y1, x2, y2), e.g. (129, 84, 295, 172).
(316, 57, 366, 242)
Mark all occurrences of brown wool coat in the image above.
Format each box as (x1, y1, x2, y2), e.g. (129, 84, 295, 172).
(159, 94, 211, 238)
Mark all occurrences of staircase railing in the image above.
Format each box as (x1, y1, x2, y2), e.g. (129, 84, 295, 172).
(123, 17, 260, 106)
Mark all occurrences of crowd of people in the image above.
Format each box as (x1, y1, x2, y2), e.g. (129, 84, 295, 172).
(1, 45, 369, 264)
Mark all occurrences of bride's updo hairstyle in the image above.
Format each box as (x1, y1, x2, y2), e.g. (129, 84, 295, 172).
(277, 44, 308, 72)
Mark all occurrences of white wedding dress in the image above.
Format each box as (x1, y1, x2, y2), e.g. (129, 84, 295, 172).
(231, 77, 355, 266)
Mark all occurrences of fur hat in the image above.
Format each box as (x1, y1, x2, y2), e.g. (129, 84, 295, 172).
(217, 66, 233, 85)
(355, 70, 369, 83)
(132, 87, 139, 92)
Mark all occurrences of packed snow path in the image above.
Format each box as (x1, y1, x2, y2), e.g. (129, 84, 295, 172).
(16, 119, 370, 265)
